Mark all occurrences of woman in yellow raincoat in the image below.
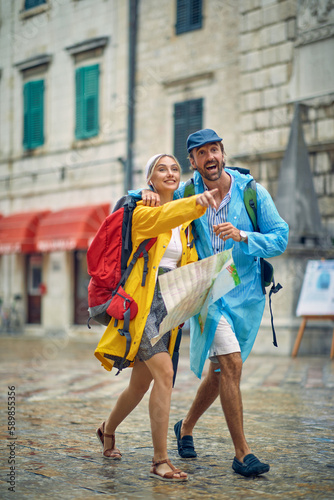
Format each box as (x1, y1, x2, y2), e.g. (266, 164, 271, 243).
(95, 153, 217, 481)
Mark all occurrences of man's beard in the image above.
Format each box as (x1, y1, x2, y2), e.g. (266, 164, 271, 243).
(194, 158, 225, 181)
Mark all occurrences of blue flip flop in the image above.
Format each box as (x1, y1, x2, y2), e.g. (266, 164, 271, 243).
(174, 420, 197, 459)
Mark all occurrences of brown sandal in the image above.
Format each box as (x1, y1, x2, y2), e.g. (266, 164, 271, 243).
(150, 458, 188, 481)
(96, 421, 122, 460)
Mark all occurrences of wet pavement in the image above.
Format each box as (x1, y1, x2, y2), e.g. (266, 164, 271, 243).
(0, 330, 333, 499)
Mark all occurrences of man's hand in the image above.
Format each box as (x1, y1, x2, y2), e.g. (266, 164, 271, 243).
(213, 222, 246, 242)
(142, 189, 160, 207)
(196, 189, 218, 209)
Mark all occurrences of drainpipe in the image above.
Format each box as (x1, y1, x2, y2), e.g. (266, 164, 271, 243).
(125, 0, 138, 193)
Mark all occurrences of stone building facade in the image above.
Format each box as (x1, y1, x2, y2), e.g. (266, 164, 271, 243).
(0, 0, 129, 335)
(0, 0, 333, 354)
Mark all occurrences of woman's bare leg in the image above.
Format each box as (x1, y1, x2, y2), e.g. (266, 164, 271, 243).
(145, 352, 187, 479)
(103, 360, 152, 444)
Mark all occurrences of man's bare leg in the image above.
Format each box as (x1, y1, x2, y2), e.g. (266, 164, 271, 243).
(180, 364, 220, 437)
(178, 351, 269, 475)
(216, 352, 270, 476)
(179, 353, 250, 459)
(216, 352, 251, 461)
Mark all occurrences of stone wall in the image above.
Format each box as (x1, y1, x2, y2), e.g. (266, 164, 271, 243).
(133, 0, 240, 178)
(234, 0, 334, 237)
(0, 0, 128, 214)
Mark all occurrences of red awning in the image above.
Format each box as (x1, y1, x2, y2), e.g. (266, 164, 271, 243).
(35, 203, 110, 252)
(0, 210, 49, 254)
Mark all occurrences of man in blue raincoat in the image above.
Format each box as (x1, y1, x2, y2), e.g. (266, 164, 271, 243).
(138, 129, 289, 477)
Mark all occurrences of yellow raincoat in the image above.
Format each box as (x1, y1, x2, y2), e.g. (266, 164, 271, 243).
(94, 195, 206, 371)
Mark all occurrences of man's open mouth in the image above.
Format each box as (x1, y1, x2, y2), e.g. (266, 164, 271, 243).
(206, 163, 217, 171)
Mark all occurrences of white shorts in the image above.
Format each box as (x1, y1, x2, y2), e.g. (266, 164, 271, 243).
(208, 315, 241, 363)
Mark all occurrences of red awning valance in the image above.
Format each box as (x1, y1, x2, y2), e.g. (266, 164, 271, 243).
(0, 211, 49, 254)
(35, 203, 110, 252)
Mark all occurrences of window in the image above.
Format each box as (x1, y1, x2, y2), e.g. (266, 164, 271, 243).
(75, 65, 99, 140)
(25, 0, 46, 9)
(176, 0, 202, 35)
(23, 80, 44, 150)
(174, 98, 203, 172)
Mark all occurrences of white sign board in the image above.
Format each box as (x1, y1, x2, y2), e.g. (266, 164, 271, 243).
(296, 260, 334, 316)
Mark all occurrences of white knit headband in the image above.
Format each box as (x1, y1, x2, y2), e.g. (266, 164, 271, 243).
(144, 154, 164, 181)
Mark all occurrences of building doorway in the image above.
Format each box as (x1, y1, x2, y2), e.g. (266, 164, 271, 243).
(74, 250, 90, 325)
(27, 254, 42, 324)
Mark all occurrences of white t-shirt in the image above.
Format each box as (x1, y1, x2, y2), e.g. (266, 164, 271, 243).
(159, 226, 182, 269)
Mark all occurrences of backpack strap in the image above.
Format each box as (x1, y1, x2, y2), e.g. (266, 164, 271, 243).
(117, 239, 154, 291)
(268, 281, 282, 347)
(115, 308, 132, 374)
(226, 166, 250, 175)
(113, 238, 157, 373)
(183, 178, 199, 241)
(243, 179, 259, 232)
(124, 214, 132, 253)
(184, 178, 195, 197)
(171, 328, 182, 387)
(141, 248, 149, 286)
(244, 180, 266, 294)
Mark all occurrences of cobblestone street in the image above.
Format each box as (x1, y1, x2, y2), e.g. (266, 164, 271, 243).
(0, 331, 333, 499)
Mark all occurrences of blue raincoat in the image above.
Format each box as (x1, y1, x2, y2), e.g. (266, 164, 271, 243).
(129, 168, 289, 378)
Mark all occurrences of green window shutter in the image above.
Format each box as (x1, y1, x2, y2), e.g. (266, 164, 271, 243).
(176, 0, 202, 35)
(23, 84, 29, 149)
(174, 103, 188, 171)
(85, 66, 99, 134)
(75, 69, 84, 139)
(188, 98, 203, 132)
(173, 98, 203, 172)
(176, 0, 187, 34)
(25, 0, 46, 9)
(23, 80, 44, 150)
(75, 65, 99, 140)
(190, 0, 202, 28)
(30, 80, 44, 148)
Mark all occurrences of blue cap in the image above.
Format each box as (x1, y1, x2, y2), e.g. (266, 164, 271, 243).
(187, 129, 222, 153)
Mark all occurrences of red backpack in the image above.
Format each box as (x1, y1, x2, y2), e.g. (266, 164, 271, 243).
(87, 196, 156, 364)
